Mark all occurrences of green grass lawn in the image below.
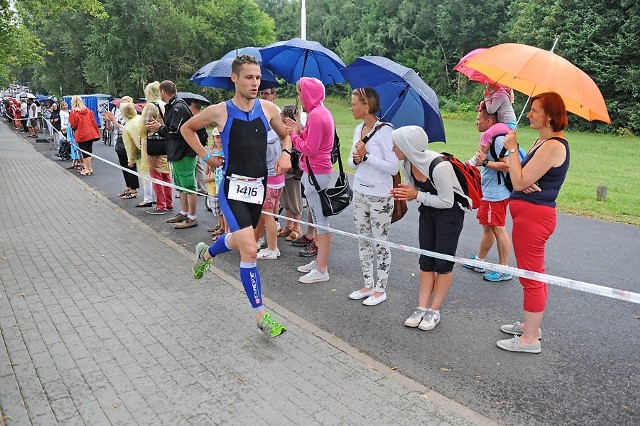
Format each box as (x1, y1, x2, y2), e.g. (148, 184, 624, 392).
(277, 97, 640, 226)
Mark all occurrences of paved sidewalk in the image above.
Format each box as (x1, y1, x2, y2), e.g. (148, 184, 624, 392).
(0, 123, 493, 425)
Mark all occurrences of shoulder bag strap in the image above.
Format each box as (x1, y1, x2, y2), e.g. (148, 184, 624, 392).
(305, 127, 346, 191)
(361, 122, 392, 145)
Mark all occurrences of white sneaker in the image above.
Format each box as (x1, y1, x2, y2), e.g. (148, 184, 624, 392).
(404, 308, 426, 328)
(256, 238, 266, 250)
(348, 288, 374, 300)
(298, 269, 329, 283)
(257, 248, 280, 259)
(297, 260, 318, 273)
(418, 310, 440, 331)
(362, 292, 386, 306)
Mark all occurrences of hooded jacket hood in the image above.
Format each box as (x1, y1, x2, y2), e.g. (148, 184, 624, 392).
(298, 77, 325, 113)
(392, 125, 470, 209)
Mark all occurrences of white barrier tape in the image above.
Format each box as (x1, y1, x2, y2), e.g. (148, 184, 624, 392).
(51, 129, 640, 305)
(261, 210, 640, 305)
(72, 143, 203, 196)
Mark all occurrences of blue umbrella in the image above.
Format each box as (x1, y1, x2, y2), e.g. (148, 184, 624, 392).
(342, 56, 446, 143)
(190, 57, 279, 91)
(259, 38, 346, 85)
(221, 46, 262, 61)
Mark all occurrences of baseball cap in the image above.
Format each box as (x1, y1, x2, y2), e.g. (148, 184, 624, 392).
(212, 127, 220, 136)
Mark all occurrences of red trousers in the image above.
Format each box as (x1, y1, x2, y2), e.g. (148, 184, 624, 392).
(510, 199, 556, 313)
(150, 170, 173, 210)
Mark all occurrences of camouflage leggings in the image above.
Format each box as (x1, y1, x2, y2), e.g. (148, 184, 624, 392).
(352, 191, 393, 290)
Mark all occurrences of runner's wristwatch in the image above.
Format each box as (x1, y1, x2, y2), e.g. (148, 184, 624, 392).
(481, 159, 489, 167)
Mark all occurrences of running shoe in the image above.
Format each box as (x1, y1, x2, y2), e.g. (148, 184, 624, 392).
(418, 310, 440, 331)
(462, 255, 487, 273)
(291, 235, 313, 247)
(404, 308, 426, 328)
(299, 240, 317, 257)
(483, 271, 513, 282)
(257, 312, 287, 338)
(193, 242, 212, 279)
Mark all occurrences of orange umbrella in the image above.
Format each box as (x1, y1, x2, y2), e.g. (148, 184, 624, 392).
(462, 43, 610, 123)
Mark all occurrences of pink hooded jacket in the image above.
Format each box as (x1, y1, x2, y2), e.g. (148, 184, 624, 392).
(291, 77, 335, 174)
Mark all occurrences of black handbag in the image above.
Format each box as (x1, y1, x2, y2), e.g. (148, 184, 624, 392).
(145, 102, 166, 156)
(114, 134, 127, 156)
(305, 131, 353, 217)
(146, 133, 166, 156)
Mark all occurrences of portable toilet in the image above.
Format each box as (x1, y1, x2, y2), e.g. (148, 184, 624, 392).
(63, 94, 112, 127)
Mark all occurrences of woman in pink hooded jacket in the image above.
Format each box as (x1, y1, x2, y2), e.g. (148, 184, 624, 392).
(285, 77, 335, 284)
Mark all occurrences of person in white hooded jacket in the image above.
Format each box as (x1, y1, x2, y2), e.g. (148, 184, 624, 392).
(390, 125, 469, 331)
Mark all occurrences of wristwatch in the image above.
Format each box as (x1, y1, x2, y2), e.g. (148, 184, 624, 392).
(481, 159, 489, 167)
(362, 153, 369, 162)
(508, 148, 516, 153)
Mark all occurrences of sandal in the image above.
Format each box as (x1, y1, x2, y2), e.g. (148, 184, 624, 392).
(277, 227, 292, 238)
(80, 170, 93, 176)
(208, 225, 221, 233)
(118, 189, 131, 197)
(122, 192, 137, 199)
(286, 230, 301, 241)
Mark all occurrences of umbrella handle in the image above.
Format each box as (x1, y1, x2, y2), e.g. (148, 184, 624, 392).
(514, 37, 559, 131)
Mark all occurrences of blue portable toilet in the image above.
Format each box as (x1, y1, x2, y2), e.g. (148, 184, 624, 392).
(63, 94, 112, 127)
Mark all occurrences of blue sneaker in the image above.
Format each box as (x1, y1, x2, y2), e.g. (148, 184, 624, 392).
(483, 270, 513, 282)
(463, 255, 487, 273)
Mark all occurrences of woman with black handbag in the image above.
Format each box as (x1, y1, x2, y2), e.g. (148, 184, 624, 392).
(347, 88, 398, 306)
(285, 77, 336, 284)
(140, 82, 172, 212)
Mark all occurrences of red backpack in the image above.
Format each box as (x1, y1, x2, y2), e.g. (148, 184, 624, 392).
(428, 152, 483, 209)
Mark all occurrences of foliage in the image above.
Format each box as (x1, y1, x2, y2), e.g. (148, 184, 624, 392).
(5, 0, 640, 135)
(0, 0, 104, 86)
(19, 0, 275, 100)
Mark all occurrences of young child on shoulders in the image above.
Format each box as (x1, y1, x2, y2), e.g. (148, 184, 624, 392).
(467, 83, 517, 166)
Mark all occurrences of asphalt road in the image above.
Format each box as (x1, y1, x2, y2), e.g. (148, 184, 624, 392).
(29, 133, 640, 425)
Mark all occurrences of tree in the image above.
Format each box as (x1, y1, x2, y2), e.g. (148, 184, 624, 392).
(24, 0, 275, 99)
(0, 0, 105, 86)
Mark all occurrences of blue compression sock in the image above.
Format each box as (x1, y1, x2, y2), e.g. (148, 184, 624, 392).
(240, 262, 263, 309)
(208, 233, 232, 257)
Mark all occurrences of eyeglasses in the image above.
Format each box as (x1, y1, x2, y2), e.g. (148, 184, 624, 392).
(260, 90, 274, 96)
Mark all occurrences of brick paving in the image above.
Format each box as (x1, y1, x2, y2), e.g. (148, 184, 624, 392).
(0, 123, 493, 425)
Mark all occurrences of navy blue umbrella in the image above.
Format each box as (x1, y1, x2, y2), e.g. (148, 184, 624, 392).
(342, 56, 446, 143)
(190, 57, 279, 91)
(221, 46, 262, 61)
(259, 38, 346, 85)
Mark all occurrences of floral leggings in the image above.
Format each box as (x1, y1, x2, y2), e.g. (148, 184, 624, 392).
(353, 191, 393, 290)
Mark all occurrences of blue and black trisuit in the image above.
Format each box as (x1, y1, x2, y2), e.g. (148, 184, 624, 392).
(206, 99, 269, 311)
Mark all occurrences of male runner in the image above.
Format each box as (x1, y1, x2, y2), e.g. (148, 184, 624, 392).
(180, 55, 292, 337)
